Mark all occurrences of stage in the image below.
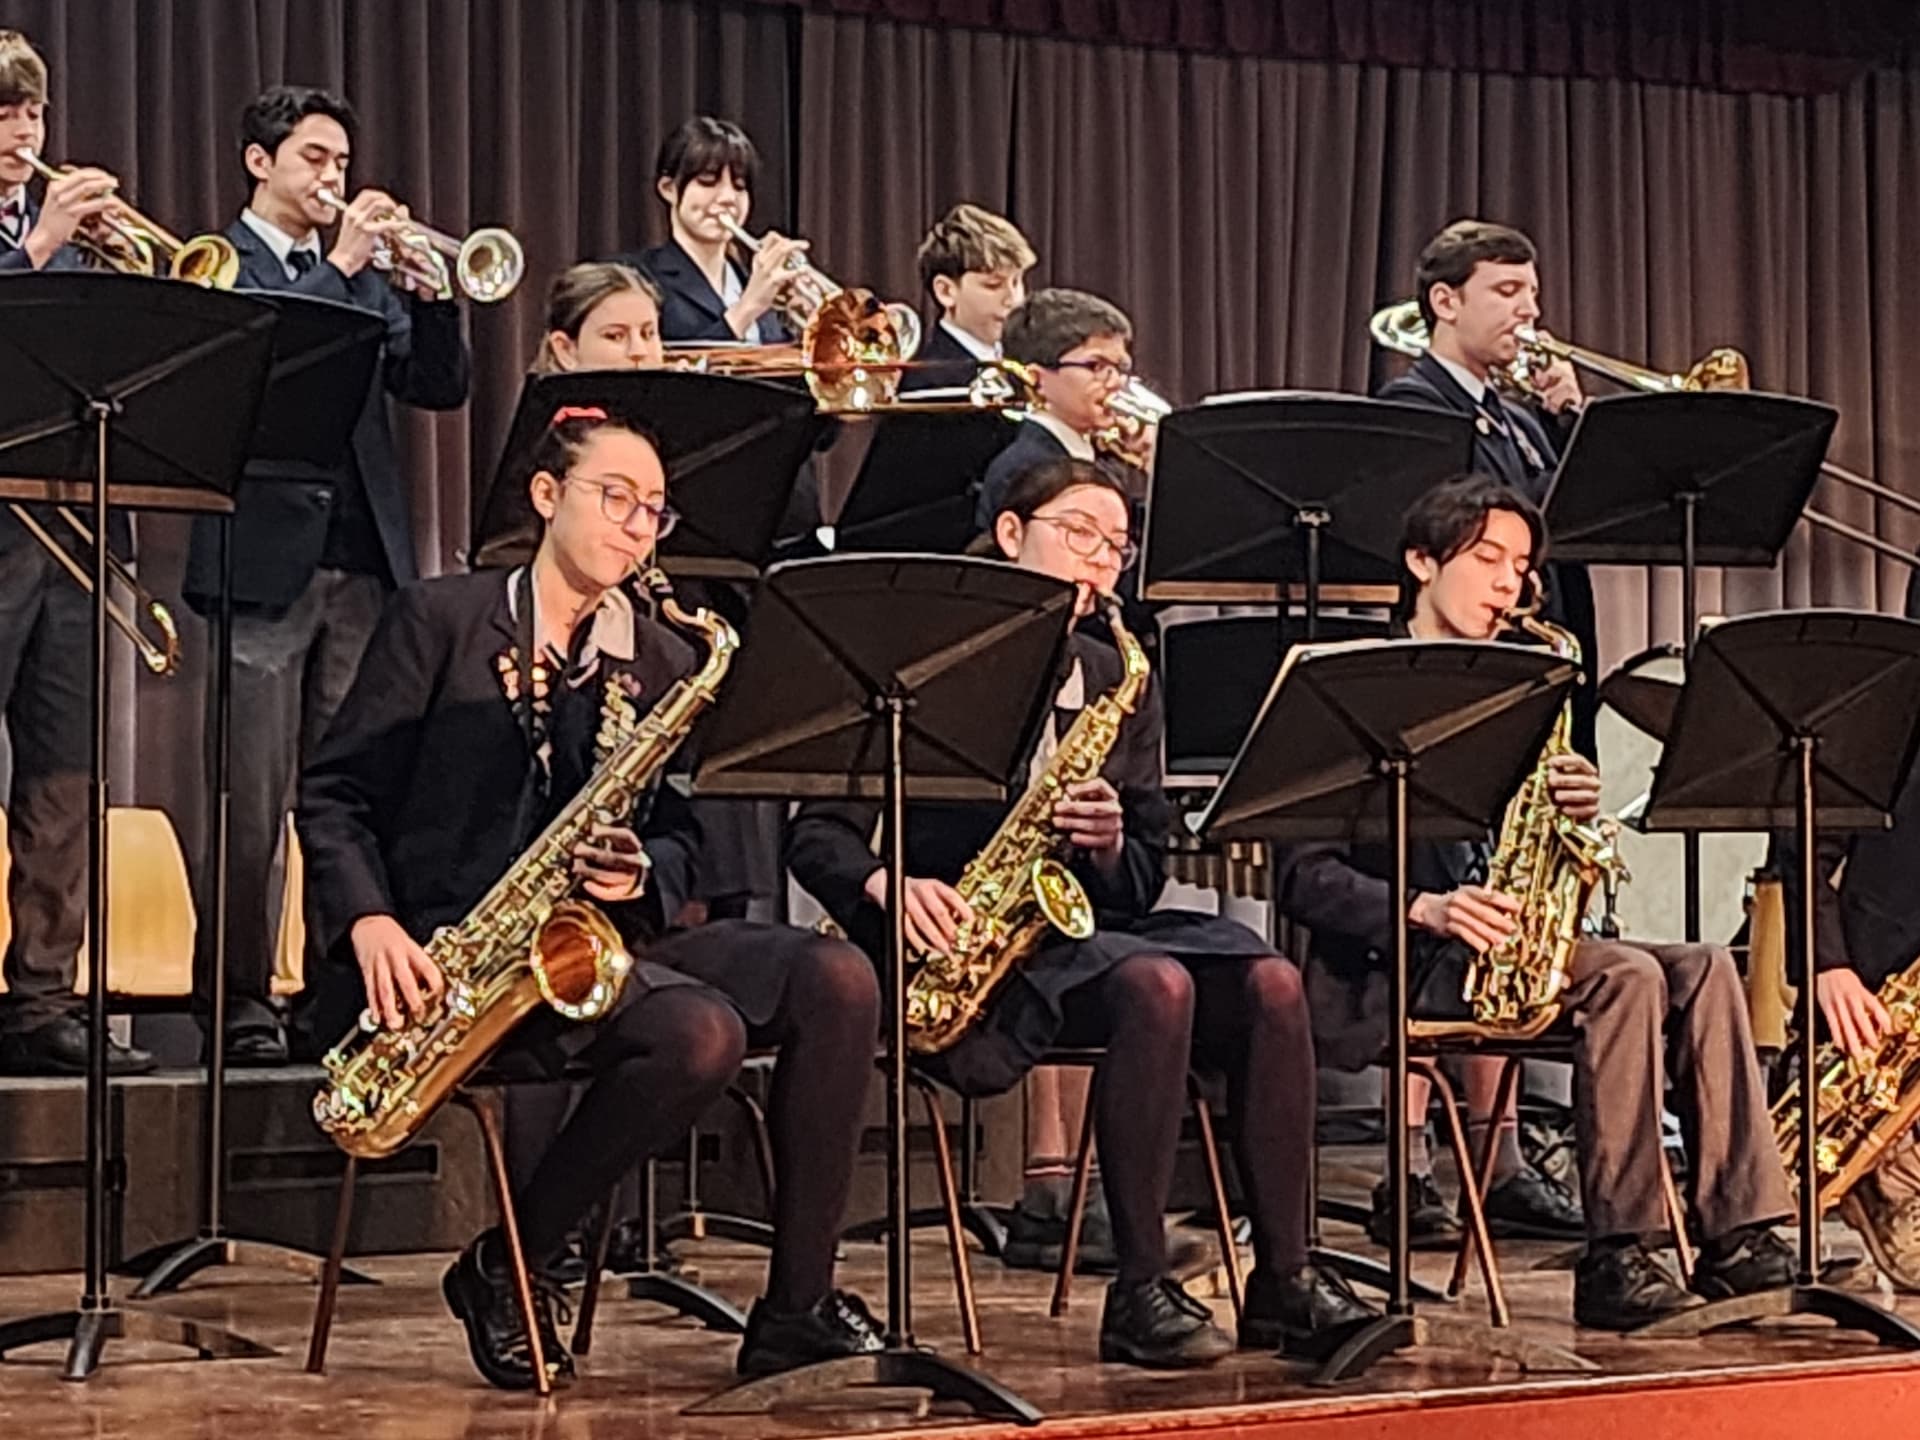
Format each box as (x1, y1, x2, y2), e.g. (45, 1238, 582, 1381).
(1, 1209, 1916, 1439)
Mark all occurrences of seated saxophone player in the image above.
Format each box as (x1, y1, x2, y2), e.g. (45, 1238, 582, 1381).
(296, 408, 883, 1390)
(787, 458, 1376, 1369)
(1777, 761, 1920, 1290)
(1275, 475, 1795, 1331)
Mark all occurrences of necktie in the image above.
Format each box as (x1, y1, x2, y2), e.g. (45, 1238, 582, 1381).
(1479, 390, 1546, 490)
(0, 196, 24, 247)
(287, 247, 319, 279)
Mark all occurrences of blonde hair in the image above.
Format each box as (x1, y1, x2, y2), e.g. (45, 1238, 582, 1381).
(529, 261, 663, 375)
(0, 30, 49, 108)
(916, 203, 1036, 300)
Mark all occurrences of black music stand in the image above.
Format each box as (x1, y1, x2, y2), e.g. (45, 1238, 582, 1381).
(1544, 390, 1837, 942)
(1195, 637, 1595, 1383)
(820, 408, 1018, 555)
(1139, 394, 1472, 635)
(1626, 610, 1920, 1346)
(471, 370, 824, 575)
(682, 555, 1071, 1424)
(0, 275, 279, 1379)
(119, 294, 385, 1300)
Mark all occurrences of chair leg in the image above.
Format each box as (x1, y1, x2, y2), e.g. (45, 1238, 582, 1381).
(1050, 1076, 1101, 1318)
(1447, 1055, 1525, 1300)
(1188, 1075, 1245, 1323)
(914, 1077, 982, 1356)
(305, 1155, 358, 1375)
(572, 1184, 620, 1357)
(1660, 1151, 1695, 1285)
(459, 1091, 554, 1398)
(728, 1083, 778, 1213)
(1418, 1060, 1508, 1327)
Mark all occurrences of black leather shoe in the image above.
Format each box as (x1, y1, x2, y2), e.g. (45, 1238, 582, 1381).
(1098, 1275, 1234, 1368)
(0, 1014, 155, 1076)
(1368, 1174, 1463, 1251)
(1001, 1200, 1121, 1273)
(221, 1026, 289, 1067)
(442, 1231, 574, 1391)
(1481, 1167, 1585, 1239)
(1238, 1263, 1379, 1358)
(1573, 1242, 1705, 1330)
(1693, 1225, 1796, 1300)
(736, 1288, 886, 1377)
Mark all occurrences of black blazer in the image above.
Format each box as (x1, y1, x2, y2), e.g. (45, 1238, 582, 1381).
(899, 321, 984, 394)
(622, 238, 790, 346)
(971, 420, 1071, 534)
(1777, 762, 1920, 993)
(295, 569, 702, 1038)
(1378, 353, 1599, 758)
(0, 193, 84, 273)
(786, 630, 1170, 950)
(181, 217, 471, 614)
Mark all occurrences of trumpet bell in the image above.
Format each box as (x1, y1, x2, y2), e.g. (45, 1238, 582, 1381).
(456, 226, 525, 304)
(882, 302, 923, 362)
(1682, 347, 1751, 391)
(169, 233, 241, 290)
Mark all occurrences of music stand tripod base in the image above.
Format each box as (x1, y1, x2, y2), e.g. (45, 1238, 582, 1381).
(117, 1237, 376, 1298)
(0, 1304, 276, 1381)
(683, 1349, 1042, 1423)
(1312, 1311, 1597, 1386)
(1633, 1284, 1920, 1344)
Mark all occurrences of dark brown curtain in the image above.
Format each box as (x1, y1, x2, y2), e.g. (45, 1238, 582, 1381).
(0, 0, 1916, 850)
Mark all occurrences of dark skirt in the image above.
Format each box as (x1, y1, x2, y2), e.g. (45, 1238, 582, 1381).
(648, 918, 833, 1036)
(491, 955, 717, 1081)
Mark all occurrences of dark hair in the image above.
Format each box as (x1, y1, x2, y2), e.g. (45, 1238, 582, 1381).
(917, 203, 1037, 302)
(531, 262, 664, 374)
(0, 29, 48, 108)
(527, 413, 658, 491)
(1414, 219, 1537, 330)
(987, 458, 1130, 551)
(1396, 474, 1545, 618)
(1003, 288, 1132, 368)
(654, 116, 758, 194)
(239, 85, 358, 185)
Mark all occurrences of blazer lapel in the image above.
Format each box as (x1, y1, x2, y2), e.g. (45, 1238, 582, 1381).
(651, 240, 728, 325)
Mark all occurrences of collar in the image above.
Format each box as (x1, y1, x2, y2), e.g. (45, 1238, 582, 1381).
(0, 183, 25, 216)
(1027, 409, 1098, 462)
(1055, 657, 1086, 710)
(1431, 350, 1490, 404)
(940, 318, 999, 361)
(239, 206, 323, 270)
(504, 566, 639, 665)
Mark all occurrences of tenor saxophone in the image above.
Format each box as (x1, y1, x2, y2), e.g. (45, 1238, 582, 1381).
(904, 602, 1151, 1053)
(312, 569, 739, 1159)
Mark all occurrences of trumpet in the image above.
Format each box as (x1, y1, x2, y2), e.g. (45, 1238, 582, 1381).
(13, 149, 239, 288)
(7, 504, 180, 675)
(316, 186, 523, 303)
(1095, 377, 1172, 469)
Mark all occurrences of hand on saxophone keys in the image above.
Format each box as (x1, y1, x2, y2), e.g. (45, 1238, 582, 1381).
(570, 823, 651, 903)
(864, 870, 973, 957)
(1818, 968, 1893, 1060)
(350, 914, 448, 1030)
(1545, 752, 1603, 821)
(1410, 886, 1521, 953)
(1051, 777, 1125, 860)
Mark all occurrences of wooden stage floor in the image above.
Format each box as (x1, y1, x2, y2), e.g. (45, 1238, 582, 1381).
(3, 1213, 1920, 1440)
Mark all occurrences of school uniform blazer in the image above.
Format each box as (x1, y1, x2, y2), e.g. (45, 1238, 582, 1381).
(899, 322, 983, 394)
(622, 238, 792, 346)
(971, 420, 1071, 534)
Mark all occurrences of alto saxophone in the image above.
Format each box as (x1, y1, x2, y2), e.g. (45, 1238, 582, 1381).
(312, 569, 739, 1159)
(1461, 605, 1628, 1030)
(904, 602, 1151, 1053)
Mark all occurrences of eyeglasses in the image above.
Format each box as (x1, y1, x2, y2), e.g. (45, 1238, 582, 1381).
(1052, 357, 1134, 383)
(567, 475, 678, 536)
(1030, 514, 1137, 568)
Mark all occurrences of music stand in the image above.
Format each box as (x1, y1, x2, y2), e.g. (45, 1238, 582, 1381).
(1138, 393, 1472, 636)
(0, 275, 279, 1379)
(119, 294, 385, 1300)
(1626, 610, 1920, 1346)
(1195, 637, 1595, 1383)
(820, 408, 1018, 555)
(682, 555, 1071, 1424)
(1543, 390, 1838, 942)
(471, 370, 824, 576)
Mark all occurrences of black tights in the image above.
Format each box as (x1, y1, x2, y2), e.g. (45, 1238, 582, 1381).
(1061, 953, 1315, 1284)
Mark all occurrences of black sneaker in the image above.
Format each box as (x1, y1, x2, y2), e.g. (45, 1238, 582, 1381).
(1238, 1263, 1379, 1359)
(1693, 1225, 1796, 1300)
(1481, 1167, 1585, 1240)
(736, 1288, 886, 1378)
(1367, 1174, 1463, 1251)
(1098, 1275, 1234, 1368)
(1572, 1241, 1704, 1331)
(441, 1230, 574, 1391)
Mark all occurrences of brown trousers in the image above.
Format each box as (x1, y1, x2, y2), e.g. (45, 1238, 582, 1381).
(1562, 939, 1793, 1242)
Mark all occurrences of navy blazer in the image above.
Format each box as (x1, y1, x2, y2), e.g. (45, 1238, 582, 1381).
(972, 420, 1070, 534)
(621, 238, 790, 346)
(899, 321, 984, 394)
(0, 192, 84, 273)
(181, 216, 471, 614)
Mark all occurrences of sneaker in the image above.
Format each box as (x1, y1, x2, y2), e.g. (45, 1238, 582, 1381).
(441, 1230, 574, 1391)
(1840, 1178, 1920, 1293)
(1098, 1274, 1234, 1368)
(1238, 1263, 1379, 1359)
(1693, 1224, 1796, 1300)
(1367, 1174, 1463, 1251)
(1573, 1241, 1705, 1330)
(736, 1288, 886, 1378)
(1481, 1167, 1585, 1240)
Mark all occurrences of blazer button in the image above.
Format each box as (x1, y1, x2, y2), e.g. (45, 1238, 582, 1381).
(312, 488, 333, 508)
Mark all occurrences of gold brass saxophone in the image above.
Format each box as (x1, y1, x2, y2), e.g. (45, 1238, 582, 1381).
(1461, 603, 1628, 1032)
(1773, 959, 1920, 1215)
(312, 569, 739, 1159)
(905, 602, 1150, 1053)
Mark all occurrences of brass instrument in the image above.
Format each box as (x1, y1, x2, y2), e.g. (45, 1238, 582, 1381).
(1461, 602, 1628, 1032)
(717, 214, 923, 410)
(1094, 377, 1172, 470)
(13, 148, 239, 287)
(6, 504, 180, 675)
(312, 569, 738, 1159)
(905, 601, 1150, 1052)
(316, 185, 524, 303)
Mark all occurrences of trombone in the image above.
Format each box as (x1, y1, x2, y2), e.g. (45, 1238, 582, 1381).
(7, 504, 180, 675)
(1369, 299, 1920, 570)
(13, 148, 239, 288)
(315, 186, 524, 303)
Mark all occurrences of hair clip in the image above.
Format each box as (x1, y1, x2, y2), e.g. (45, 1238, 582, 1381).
(551, 403, 609, 426)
